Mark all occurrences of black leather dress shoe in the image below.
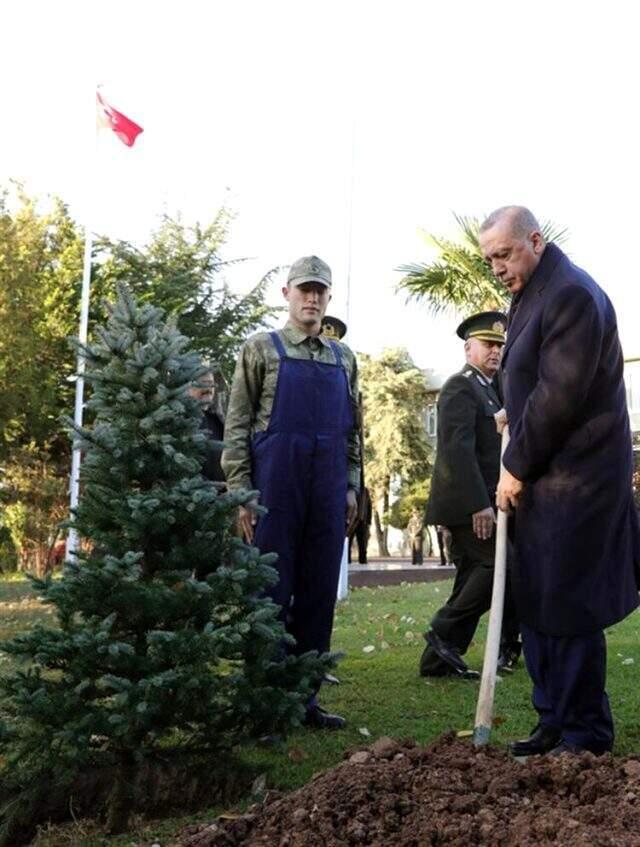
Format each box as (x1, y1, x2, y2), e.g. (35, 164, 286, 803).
(424, 630, 469, 674)
(303, 705, 346, 730)
(510, 724, 562, 757)
(548, 741, 585, 756)
(442, 666, 480, 680)
(549, 741, 608, 757)
(497, 643, 521, 674)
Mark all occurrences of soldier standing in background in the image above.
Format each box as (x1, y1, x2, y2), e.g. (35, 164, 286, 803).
(419, 312, 520, 679)
(407, 508, 425, 565)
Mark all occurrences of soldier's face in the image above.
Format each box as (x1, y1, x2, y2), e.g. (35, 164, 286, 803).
(466, 338, 503, 377)
(479, 218, 544, 294)
(283, 282, 331, 331)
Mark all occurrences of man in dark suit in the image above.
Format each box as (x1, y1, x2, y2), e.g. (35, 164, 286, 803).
(189, 368, 226, 485)
(481, 205, 640, 756)
(419, 312, 520, 679)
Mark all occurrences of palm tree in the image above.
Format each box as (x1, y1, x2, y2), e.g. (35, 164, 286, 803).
(397, 214, 568, 314)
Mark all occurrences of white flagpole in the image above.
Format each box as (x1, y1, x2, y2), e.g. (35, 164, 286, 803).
(66, 92, 97, 559)
(66, 225, 93, 558)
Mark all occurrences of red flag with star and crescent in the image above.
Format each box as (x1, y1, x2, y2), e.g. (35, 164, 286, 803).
(96, 90, 143, 147)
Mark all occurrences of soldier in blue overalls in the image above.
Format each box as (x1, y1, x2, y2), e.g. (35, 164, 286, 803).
(222, 256, 360, 729)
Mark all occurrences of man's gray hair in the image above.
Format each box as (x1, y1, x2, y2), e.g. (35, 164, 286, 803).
(480, 206, 542, 239)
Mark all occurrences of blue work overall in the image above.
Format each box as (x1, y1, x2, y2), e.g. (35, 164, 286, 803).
(252, 331, 354, 659)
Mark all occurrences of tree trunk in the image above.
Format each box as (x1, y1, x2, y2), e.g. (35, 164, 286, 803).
(106, 750, 137, 834)
(373, 509, 389, 557)
(382, 479, 391, 555)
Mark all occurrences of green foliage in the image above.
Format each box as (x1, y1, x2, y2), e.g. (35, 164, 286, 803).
(360, 348, 432, 497)
(388, 478, 431, 530)
(0, 183, 84, 460)
(0, 184, 277, 572)
(360, 349, 432, 551)
(397, 213, 568, 314)
(0, 443, 67, 574)
(93, 213, 279, 383)
(0, 288, 329, 841)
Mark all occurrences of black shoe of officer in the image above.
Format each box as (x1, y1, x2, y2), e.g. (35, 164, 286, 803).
(303, 705, 346, 730)
(424, 630, 469, 674)
(497, 643, 522, 674)
(510, 724, 562, 757)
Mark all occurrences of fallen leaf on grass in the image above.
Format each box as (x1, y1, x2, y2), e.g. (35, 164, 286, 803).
(622, 658, 635, 665)
(404, 631, 415, 640)
(380, 640, 390, 650)
(359, 727, 371, 737)
(492, 716, 506, 727)
(456, 730, 473, 738)
(363, 645, 375, 653)
(288, 746, 309, 762)
(251, 774, 267, 797)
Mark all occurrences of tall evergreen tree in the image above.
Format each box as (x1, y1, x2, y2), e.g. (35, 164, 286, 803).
(94, 212, 280, 383)
(0, 288, 329, 842)
(359, 348, 432, 556)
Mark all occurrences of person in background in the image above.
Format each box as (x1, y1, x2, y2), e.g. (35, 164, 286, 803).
(189, 367, 226, 485)
(407, 508, 425, 565)
(321, 314, 353, 600)
(419, 311, 520, 680)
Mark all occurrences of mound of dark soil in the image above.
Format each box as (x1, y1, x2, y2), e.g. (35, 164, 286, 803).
(175, 734, 640, 846)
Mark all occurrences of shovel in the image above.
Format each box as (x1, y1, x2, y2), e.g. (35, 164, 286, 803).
(473, 425, 510, 748)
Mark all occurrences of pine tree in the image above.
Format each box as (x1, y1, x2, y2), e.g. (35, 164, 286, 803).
(0, 287, 330, 841)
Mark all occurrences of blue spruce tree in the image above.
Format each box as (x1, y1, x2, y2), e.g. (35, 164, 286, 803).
(0, 287, 330, 841)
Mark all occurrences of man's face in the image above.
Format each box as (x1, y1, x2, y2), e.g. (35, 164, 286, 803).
(479, 218, 544, 295)
(189, 375, 215, 407)
(465, 338, 503, 377)
(283, 281, 331, 331)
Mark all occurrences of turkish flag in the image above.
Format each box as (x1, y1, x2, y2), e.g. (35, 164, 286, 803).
(96, 91, 143, 147)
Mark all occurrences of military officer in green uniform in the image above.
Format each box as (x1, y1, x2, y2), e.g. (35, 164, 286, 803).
(419, 311, 520, 679)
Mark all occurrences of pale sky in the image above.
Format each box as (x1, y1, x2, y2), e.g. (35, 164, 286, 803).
(4, 0, 640, 378)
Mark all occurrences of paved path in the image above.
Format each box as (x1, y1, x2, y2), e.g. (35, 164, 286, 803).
(348, 557, 455, 588)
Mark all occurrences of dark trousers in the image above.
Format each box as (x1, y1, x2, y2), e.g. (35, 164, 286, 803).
(521, 623, 613, 753)
(349, 520, 370, 564)
(421, 523, 519, 674)
(411, 537, 423, 565)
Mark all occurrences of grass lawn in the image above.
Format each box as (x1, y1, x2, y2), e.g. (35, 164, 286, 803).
(2, 575, 640, 845)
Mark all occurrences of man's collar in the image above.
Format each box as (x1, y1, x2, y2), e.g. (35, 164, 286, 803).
(282, 320, 331, 346)
(464, 363, 494, 385)
(525, 242, 564, 293)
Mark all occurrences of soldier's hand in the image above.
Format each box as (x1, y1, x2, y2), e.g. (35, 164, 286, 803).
(496, 470, 524, 512)
(472, 507, 495, 540)
(239, 499, 259, 543)
(494, 408, 508, 434)
(346, 489, 358, 534)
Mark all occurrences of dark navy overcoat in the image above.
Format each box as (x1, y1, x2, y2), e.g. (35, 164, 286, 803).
(502, 242, 639, 636)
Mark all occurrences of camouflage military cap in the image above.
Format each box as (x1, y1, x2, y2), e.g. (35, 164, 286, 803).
(287, 255, 332, 288)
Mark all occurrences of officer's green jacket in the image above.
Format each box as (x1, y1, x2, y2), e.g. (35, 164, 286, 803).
(425, 364, 502, 527)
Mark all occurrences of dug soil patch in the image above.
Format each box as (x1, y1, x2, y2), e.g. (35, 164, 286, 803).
(176, 733, 640, 846)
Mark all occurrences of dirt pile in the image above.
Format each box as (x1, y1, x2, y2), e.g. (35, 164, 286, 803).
(175, 734, 640, 846)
